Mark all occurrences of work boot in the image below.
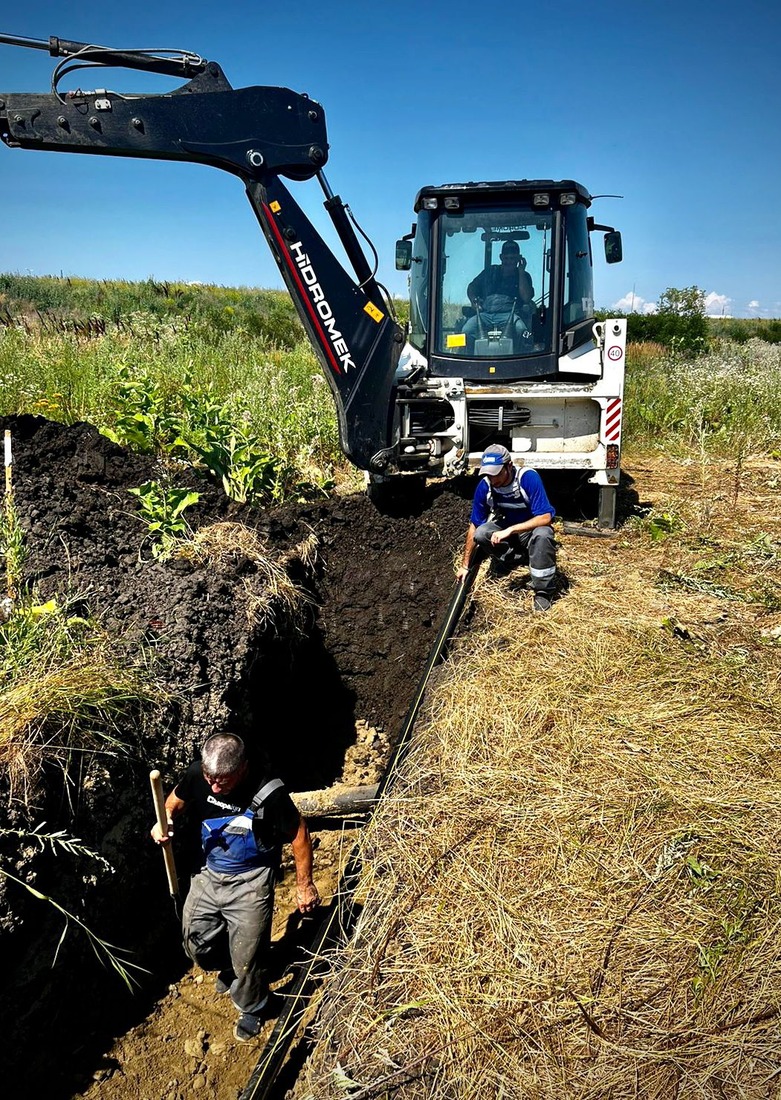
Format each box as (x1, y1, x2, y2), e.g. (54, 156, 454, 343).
(233, 1011, 264, 1042)
(231, 991, 277, 1040)
(533, 593, 552, 612)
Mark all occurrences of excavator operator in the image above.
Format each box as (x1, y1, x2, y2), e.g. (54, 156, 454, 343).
(462, 240, 535, 352)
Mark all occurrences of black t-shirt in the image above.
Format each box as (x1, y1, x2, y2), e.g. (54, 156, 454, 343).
(468, 265, 534, 311)
(174, 761, 300, 863)
(469, 265, 519, 303)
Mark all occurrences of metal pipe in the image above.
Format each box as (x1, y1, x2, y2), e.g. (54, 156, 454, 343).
(317, 170, 378, 293)
(0, 32, 207, 78)
(0, 33, 53, 52)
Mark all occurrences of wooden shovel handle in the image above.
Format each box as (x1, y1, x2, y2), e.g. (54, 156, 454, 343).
(149, 769, 179, 898)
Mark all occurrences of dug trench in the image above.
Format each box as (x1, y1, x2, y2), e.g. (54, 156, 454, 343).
(0, 415, 618, 1098)
(0, 414, 472, 1098)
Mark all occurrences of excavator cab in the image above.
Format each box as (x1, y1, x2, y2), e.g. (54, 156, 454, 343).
(402, 181, 605, 382)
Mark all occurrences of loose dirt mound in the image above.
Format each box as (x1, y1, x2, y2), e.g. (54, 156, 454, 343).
(0, 415, 469, 1098)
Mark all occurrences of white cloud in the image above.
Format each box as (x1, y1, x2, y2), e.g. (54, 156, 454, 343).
(703, 291, 732, 318)
(613, 292, 656, 314)
(744, 299, 780, 318)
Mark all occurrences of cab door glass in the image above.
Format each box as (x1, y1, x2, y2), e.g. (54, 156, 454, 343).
(563, 204, 594, 327)
(436, 209, 553, 357)
(408, 211, 431, 353)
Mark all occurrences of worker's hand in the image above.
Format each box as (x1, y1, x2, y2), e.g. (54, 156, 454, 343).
(151, 820, 173, 845)
(296, 881, 320, 914)
(456, 565, 469, 582)
(490, 529, 511, 545)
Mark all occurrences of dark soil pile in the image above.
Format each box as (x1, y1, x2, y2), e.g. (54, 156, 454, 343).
(0, 415, 469, 1098)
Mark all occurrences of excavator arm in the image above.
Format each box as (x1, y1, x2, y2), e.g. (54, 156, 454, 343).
(0, 33, 403, 471)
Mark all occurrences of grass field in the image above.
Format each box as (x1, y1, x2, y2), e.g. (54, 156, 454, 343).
(2, 278, 780, 500)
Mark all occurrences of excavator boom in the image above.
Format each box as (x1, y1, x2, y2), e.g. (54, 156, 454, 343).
(0, 33, 403, 471)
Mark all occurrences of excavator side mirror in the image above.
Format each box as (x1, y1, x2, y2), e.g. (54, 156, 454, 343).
(604, 231, 623, 264)
(395, 239, 412, 271)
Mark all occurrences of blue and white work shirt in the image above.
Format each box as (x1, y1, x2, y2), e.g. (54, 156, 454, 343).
(470, 466, 555, 530)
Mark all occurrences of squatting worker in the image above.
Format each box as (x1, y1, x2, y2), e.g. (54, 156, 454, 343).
(151, 732, 319, 1042)
(456, 444, 558, 611)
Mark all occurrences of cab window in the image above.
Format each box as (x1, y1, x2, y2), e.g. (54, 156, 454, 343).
(408, 211, 430, 353)
(436, 208, 553, 358)
(562, 204, 594, 327)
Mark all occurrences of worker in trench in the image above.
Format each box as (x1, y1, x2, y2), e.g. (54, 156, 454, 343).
(151, 731, 320, 1042)
(456, 443, 558, 611)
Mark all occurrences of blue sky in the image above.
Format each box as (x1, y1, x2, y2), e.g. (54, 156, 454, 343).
(1, 0, 779, 317)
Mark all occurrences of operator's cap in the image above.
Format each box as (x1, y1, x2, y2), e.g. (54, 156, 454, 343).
(478, 444, 512, 475)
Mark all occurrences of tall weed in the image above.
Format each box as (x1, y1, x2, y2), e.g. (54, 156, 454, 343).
(625, 338, 781, 455)
(0, 308, 339, 498)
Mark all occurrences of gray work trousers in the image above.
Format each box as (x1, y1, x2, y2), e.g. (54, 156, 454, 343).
(473, 522, 557, 595)
(182, 863, 275, 1015)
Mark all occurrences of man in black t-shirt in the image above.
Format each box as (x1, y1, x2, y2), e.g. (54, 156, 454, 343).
(462, 240, 536, 352)
(151, 732, 319, 1042)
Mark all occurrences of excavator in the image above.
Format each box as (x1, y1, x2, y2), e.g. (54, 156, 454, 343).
(0, 33, 626, 526)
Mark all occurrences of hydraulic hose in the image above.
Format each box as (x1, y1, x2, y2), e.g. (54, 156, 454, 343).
(239, 565, 480, 1100)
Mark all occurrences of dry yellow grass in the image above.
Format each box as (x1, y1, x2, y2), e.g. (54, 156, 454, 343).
(0, 652, 149, 803)
(185, 521, 319, 633)
(294, 456, 781, 1100)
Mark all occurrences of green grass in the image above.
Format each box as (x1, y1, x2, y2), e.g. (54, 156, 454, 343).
(625, 338, 781, 456)
(0, 305, 341, 497)
(0, 273, 307, 344)
(2, 277, 780, 493)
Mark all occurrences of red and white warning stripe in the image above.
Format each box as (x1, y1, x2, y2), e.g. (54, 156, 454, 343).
(604, 398, 622, 443)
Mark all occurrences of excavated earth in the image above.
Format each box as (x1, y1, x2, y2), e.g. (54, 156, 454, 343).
(0, 415, 613, 1099)
(0, 414, 473, 1100)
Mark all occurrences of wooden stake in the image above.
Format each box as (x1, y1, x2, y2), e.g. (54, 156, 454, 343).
(3, 430, 10, 499)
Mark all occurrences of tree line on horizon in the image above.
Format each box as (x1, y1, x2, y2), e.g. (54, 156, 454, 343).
(597, 285, 781, 351)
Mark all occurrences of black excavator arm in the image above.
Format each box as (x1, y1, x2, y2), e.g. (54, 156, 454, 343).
(0, 33, 403, 472)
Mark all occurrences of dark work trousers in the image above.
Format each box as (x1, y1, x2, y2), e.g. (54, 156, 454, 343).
(182, 863, 275, 1015)
(473, 522, 557, 595)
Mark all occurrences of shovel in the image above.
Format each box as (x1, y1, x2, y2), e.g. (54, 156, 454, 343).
(149, 769, 180, 916)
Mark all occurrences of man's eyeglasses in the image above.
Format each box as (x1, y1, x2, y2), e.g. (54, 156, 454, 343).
(203, 770, 234, 785)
